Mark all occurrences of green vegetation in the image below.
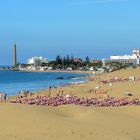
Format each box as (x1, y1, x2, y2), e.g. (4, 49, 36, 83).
(105, 62, 137, 72)
(41, 55, 102, 70)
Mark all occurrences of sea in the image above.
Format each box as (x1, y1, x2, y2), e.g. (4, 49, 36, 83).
(0, 70, 88, 96)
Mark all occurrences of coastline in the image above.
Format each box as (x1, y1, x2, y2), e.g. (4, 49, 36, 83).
(18, 69, 95, 75)
(8, 68, 140, 100)
(0, 68, 95, 75)
(8, 75, 90, 100)
(0, 70, 90, 98)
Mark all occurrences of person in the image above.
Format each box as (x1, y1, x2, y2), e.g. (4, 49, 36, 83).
(3, 93, 7, 103)
(48, 86, 52, 96)
(109, 83, 112, 87)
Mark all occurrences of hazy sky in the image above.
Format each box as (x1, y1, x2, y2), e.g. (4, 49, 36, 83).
(0, 0, 140, 65)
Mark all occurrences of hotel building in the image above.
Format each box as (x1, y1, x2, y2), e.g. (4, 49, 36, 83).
(102, 49, 140, 66)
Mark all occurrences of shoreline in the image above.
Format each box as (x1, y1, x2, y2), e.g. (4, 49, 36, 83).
(8, 68, 140, 98)
(8, 76, 90, 99)
(3, 71, 91, 98)
(0, 67, 95, 74)
(18, 69, 95, 75)
(3, 68, 140, 100)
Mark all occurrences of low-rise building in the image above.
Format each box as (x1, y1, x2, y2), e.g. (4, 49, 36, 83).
(27, 56, 48, 67)
(90, 60, 101, 64)
(73, 58, 82, 63)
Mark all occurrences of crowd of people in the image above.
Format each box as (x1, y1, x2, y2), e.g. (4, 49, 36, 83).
(10, 95, 140, 107)
(100, 76, 140, 85)
(3, 75, 140, 107)
(0, 92, 7, 103)
(101, 77, 130, 84)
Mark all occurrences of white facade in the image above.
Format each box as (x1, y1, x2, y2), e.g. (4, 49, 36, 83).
(27, 56, 48, 67)
(102, 49, 140, 66)
(89, 67, 94, 71)
(110, 55, 138, 60)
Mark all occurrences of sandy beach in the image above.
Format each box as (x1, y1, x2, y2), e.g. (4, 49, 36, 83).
(1, 68, 140, 140)
(0, 104, 140, 140)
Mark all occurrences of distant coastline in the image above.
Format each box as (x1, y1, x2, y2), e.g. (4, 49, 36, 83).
(0, 67, 19, 71)
(20, 69, 95, 74)
(0, 67, 95, 74)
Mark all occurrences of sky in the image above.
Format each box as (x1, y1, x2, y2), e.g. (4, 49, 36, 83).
(0, 0, 140, 65)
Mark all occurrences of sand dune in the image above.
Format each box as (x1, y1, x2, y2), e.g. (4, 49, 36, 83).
(0, 104, 140, 140)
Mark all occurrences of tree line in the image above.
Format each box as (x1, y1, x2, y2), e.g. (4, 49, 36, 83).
(41, 55, 102, 70)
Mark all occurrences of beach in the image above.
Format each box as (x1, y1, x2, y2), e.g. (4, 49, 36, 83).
(1, 0, 140, 139)
(27, 68, 140, 100)
(0, 104, 140, 140)
(1, 68, 140, 140)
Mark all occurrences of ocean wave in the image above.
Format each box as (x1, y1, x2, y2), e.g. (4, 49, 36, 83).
(69, 80, 87, 84)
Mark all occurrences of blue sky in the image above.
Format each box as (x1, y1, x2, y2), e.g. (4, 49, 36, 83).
(0, 0, 140, 65)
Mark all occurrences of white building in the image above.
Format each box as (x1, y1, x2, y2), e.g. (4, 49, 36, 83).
(102, 49, 140, 66)
(27, 56, 48, 67)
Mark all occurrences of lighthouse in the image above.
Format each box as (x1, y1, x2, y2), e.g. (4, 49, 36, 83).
(13, 43, 17, 67)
